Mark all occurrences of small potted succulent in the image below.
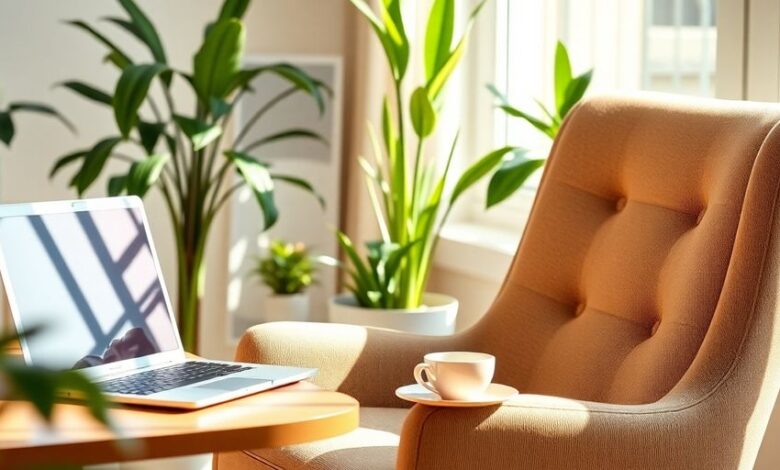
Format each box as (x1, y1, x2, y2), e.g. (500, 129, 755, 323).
(253, 240, 320, 323)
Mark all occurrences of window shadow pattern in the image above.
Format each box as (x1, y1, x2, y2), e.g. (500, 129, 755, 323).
(27, 209, 170, 369)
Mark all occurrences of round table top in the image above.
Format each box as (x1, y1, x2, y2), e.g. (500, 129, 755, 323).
(0, 380, 359, 468)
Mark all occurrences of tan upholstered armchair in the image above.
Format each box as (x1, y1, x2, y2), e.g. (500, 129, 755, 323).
(215, 95, 780, 469)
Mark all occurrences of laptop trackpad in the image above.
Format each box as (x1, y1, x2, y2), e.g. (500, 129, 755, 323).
(196, 378, 270, 391)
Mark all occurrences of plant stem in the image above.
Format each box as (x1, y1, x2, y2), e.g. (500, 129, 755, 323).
(393, 80, 407, 245)
(392, 79, 412, 308)
(204, 90, 243, 192)
(206, 160, 231, 218)
(234, 86, 298, 148)
(410, 136, 424, 221)
(210, 183, 242, 216)
(162, 85, 190, 178)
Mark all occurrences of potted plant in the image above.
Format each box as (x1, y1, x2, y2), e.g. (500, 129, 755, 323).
(47, 0, 327, 352)
(331, 0, 518, 335)
(251, 240, 320, 323)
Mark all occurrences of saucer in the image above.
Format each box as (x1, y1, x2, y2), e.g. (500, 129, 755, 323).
(395, 383, 519, 407)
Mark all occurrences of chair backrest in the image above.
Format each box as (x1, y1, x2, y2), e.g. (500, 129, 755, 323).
(474, 94, 780, 405)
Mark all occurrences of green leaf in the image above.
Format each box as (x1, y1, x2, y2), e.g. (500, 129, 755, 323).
(336, 231, 378, 294)
(137, 121, 166, 154)
(0, 327, 108, 427)
(424, 0, 455, 82)
(383, 239, 420, 285)
(486, 151, 545, 208)
(409, 87, 436, 138)
(50, 150, 87, 178)
(67, 20, 132, 69)
(381, 96, 396, 162)
(349, 0, 405, 81)
(193, 19, 245, 102)
(59, 81, 113, 106)
(73, 137, 122, 195)
(225, 151, 278, 230)
(231, 63, 326, 115)
(217, 0, 251, 21)
(164, 132, 177, 155)
(486, 83, 509, 106)
(554, 41, 573, 112)
(118, 0, 167, 64)
(9, 102, 76, 133)
(113, 63, 168, 138)
(57, 370, 110, 425)
(102, 16, 136, 36)
(426, 0, 486, 99)
(500, 105, 555, 139)
(450, 146, 515, 206)
(271, 174, 326, 208)
(534, 98, 559, 125)
(173, 114, 222, 151)
(2, 362, 58, 420)
(107, 174, 127, 196)
(104, 51, 129, 69)
(560, 69, 593, 119)
(266, 64, 326, 115)
(126, 153, 169, 197)
(243, 128, 327, 152)
(0, 112, 14, 146)
(209, 97, 232, 120)
(381, 0, 409, 80)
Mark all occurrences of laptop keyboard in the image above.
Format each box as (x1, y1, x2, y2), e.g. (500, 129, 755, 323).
(99, 361, 253, 396)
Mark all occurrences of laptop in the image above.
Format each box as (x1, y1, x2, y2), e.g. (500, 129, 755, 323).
(0, 196, 316, 409)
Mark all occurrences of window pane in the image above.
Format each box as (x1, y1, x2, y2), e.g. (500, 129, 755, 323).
(499, 0, 718, 150)
(644, 0, 717, 96)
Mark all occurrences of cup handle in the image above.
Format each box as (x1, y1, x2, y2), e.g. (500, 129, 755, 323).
(414, 363, 439, 395)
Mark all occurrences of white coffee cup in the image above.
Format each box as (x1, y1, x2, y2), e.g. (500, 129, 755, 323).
(413, 351, 495, 400)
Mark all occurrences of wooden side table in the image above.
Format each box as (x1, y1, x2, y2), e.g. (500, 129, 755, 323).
(0, 380, 358, 468)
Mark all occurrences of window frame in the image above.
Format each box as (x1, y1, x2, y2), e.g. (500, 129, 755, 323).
(435, 0, 750, 274)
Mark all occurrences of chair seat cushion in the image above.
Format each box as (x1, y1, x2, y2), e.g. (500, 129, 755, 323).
(215, 407, 406, 469)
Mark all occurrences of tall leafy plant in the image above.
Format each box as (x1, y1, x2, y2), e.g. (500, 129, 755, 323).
(485, 41, 592, 207)
(50, 0, 327, 352)
(341, 0, 516, 309)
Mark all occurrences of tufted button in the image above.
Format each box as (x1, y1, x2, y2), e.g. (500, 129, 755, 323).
(615, 197, 627, 211)
(574, 302, 586, 317)
(696, 208, 706, 225)
(650, 320, 661, 336)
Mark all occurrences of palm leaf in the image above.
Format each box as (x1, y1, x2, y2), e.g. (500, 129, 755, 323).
(113, 63, 168, 138)
(66, 20, 132, 69)
(243, 128, 327, 153)
(225, 151, 278, 230)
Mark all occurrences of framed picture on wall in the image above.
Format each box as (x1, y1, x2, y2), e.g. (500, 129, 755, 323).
(225, 55, 343, 344)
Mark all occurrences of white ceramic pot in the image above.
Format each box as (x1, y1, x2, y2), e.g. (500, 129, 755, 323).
(328, 293, 458, 336)
(263, 292, 311, 323)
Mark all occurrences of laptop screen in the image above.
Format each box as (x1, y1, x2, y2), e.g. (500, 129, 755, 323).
(0, 205, 179, 370)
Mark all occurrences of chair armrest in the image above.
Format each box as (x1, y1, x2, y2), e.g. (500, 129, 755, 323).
(398, 393, 729, 469)
(235, 322, 467, 407)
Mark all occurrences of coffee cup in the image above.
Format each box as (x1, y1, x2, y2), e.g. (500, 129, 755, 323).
(413, 351, 495, 400)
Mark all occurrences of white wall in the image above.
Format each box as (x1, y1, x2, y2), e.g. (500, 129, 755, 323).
(0, 0, 347, 358)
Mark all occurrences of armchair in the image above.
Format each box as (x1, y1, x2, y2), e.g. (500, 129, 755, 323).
(215, 94, 780, 469)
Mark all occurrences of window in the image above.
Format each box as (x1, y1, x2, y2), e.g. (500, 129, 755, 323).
(454, 0, 720, 233)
